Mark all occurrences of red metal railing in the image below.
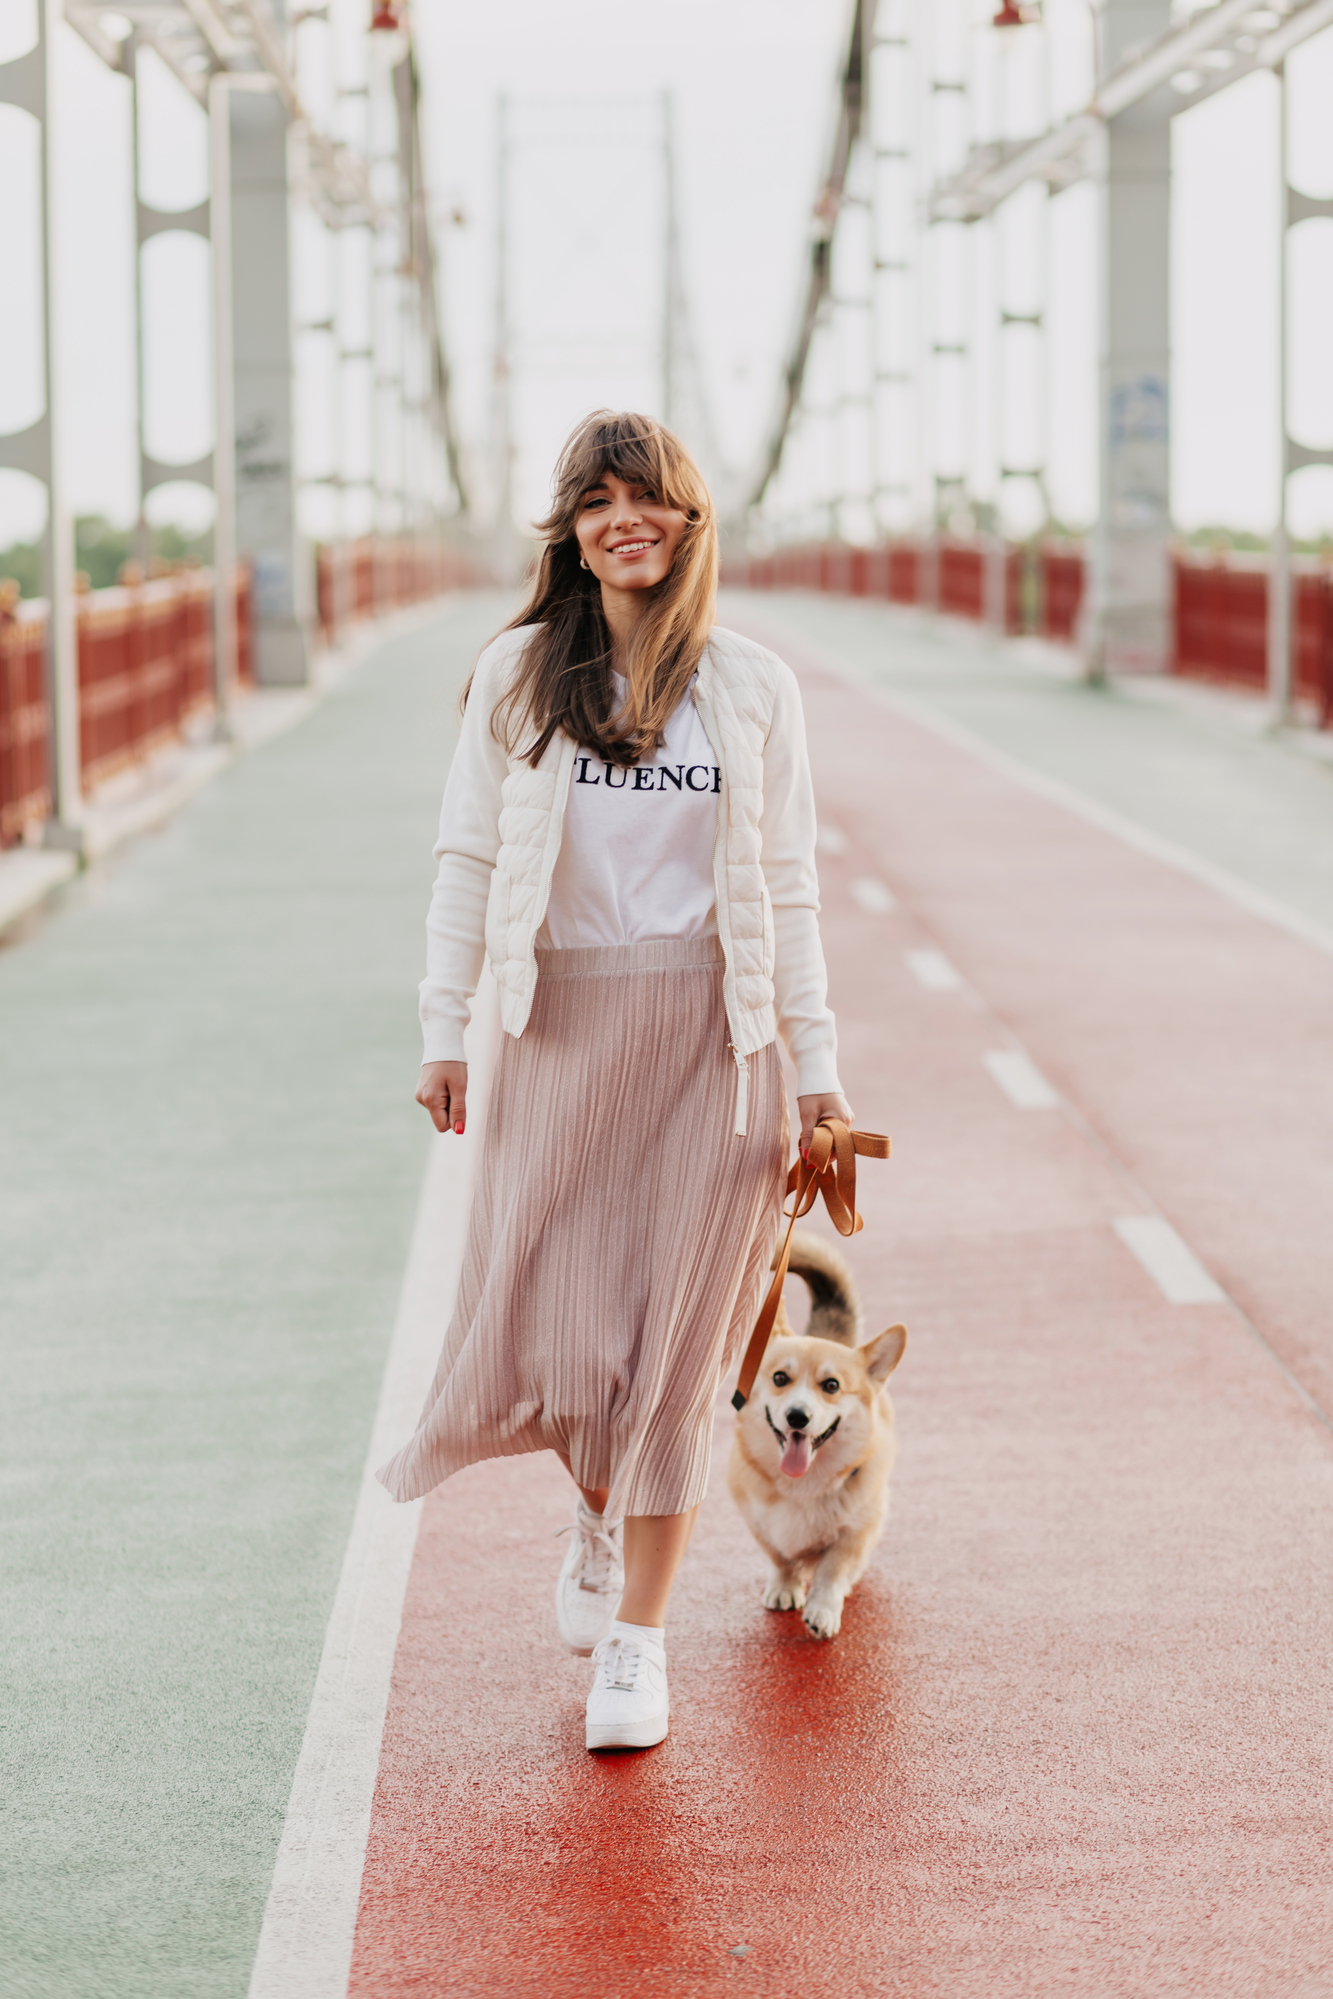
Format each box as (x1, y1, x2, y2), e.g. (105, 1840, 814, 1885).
(721, 537, 1080, 642)
(79, 571, 213, 789)
(938, 542, 985, 620)
(0, 595, 52, 844)
(1040, 546, 1084, 641)
(2, 536, 485, 849)
(316, 535, 487, 644)
(720, 537, 1333, 721)
(887, 544, 920, 604)
(1173, 553, 1333, 718)
(0, 566, 254, 847)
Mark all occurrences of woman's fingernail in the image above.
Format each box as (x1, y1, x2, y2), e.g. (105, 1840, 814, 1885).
(454, 1121, 464, 1134)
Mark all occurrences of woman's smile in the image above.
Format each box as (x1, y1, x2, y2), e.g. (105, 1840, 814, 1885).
(575, 471, 687, 597)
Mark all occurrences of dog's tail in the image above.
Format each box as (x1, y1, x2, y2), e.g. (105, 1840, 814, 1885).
(776, 1230, 863, 1347)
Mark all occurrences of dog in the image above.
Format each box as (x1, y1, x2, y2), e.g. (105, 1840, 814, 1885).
(727, 1231, 906, 1639)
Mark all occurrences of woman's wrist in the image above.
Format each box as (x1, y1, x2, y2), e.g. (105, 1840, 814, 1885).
(795, 1091, 854, 1160)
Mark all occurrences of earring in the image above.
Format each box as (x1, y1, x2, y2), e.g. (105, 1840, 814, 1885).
(579, 555, 590, 571)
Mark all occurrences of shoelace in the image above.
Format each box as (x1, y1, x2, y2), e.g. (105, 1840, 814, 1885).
(555, 1514, 623, 1592)
(591, 1635, 642, 1692)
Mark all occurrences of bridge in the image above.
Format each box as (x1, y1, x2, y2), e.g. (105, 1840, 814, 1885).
(3, 6, 1333, 1998)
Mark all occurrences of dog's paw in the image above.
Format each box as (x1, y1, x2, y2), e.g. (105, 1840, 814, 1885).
(762, 1579, 808, 1612)
(802, 1596, 843, 1639)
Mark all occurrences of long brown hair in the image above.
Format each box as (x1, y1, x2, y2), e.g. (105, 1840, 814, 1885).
(483, 410, 718, 768)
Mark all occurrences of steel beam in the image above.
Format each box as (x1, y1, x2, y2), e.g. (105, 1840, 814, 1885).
(930, 0, 1333, 223)
(0, 6, 83, 841)
(1085, 2, 1174, 680)
(230, 76, 309, 684)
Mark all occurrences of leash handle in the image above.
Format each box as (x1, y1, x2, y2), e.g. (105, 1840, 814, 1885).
(731, 1118, 890, 1410)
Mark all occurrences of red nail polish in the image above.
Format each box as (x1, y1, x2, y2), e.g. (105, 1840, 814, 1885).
(454, 1121, 464, 1134)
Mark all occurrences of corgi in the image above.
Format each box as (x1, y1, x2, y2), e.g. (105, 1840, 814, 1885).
(727, 1232, 906, 1639)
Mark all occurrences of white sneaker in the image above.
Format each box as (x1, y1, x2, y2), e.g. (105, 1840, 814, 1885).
(554, 1500, 624, 1655)
(585, 1628, 669, 1751)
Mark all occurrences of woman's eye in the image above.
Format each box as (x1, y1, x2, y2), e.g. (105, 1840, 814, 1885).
(772, 1371, 789, 1387)
(820, 1378, 840, 1395)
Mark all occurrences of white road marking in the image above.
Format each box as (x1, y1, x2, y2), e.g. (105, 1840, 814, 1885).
(837, 674, 1333, 964)
(247, 981, 497, 1999)
(906, 946, 962, 990)
(851, 876, 897, 914)
(983, 1048, 1060, 1108)
(1113, 1216, 1227, 1304)
(816, 822, 848, 856)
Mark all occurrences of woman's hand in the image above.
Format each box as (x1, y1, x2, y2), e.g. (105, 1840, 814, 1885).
(795, 1092, 855, 1161)
(417, 1061, 468, 1134)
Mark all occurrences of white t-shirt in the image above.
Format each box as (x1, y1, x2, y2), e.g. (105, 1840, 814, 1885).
(537, 673, 720, 949)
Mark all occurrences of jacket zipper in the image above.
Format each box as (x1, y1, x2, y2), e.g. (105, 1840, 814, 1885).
(728, 1041, 749, 1138)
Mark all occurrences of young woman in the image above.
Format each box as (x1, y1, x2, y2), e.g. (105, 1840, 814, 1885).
(378, 411, 850, 1750)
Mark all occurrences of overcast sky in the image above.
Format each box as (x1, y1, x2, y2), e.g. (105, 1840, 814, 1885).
(1, 0, 1332, 550)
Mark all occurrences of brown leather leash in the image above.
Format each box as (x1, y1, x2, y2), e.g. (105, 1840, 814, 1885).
(731, 1117, 891, 1409)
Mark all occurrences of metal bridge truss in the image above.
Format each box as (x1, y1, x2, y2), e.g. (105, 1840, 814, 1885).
(748, 0, 1333, 711)
(0, 0, 465, 842)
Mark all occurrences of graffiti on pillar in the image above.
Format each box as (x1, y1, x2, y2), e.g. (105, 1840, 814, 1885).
(1108, 375, 1169, 533)
(235, 411, 294, 617)
(252, 553, 294, 620)
(237, 414, 288, 488)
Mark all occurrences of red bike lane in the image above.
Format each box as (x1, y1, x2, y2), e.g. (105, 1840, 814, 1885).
(346, 634, 1333, 1998)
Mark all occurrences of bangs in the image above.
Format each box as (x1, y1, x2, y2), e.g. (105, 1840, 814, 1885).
(558, 413, 706, 521)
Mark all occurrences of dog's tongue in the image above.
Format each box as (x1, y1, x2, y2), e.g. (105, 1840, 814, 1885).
(781, 1432, 813, 1478)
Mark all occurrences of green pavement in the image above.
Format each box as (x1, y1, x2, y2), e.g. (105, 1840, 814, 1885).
(724, 589, 1333, 937)
(0, 595, 508, 1999)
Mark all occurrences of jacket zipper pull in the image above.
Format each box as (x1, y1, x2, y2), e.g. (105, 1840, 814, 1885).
(728, 1042, 749, 1138)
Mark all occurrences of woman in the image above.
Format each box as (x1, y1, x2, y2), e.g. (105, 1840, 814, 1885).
(378, 411, 850, 1751)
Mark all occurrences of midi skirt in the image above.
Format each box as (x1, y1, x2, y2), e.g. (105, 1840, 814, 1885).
(377, 937, 788, 1519)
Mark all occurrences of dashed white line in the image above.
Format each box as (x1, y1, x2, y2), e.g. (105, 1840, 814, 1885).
(983, 1049, 1060, 1108)
(906, 947, 962, 991)
(1113, 1216, 1226, 1304)
(851, 877, 897, 914)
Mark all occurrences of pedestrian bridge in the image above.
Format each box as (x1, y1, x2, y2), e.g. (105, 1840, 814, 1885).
(4, 586, 1331, 1998)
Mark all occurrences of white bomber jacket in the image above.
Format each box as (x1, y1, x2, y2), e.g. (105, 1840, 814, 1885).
(420, 622, 841, 1131)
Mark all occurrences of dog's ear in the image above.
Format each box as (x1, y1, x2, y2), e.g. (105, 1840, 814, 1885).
(860, 1323, 906, 1382)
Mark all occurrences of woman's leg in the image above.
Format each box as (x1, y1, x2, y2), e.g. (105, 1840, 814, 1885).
(555, 1451, 609, 1519)
(617, 1508, 699, 1628)
(557, 1455, 698, 1626)
(552, 1460, 621, 1654)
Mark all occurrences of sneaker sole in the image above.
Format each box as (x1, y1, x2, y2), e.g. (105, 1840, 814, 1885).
(586, 1710, 669, 1751)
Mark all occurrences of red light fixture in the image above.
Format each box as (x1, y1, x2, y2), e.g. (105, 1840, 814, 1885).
(369, 0, 409, 63)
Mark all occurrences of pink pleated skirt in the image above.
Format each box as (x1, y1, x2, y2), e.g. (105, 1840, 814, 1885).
(377, 937, 787, 1518)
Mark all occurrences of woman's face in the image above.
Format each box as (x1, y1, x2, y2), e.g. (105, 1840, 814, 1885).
(573, 472, 690, 595)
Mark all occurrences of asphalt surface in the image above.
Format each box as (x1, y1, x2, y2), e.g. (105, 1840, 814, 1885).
(348, 600, 1333, 1997)
(4, 589, 1332, 1997)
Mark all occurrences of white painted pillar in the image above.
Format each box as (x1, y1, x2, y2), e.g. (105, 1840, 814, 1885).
(1086, 0, 1173, 679)
(0, 2, 83, 841)
(229, 80, 310, 685)
(210, 72, 238, 724)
